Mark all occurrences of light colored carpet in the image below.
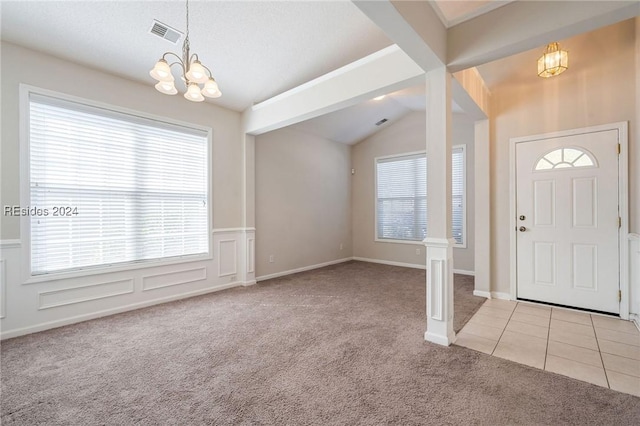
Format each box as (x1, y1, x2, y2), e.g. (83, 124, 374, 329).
(1, 261, 638, 425)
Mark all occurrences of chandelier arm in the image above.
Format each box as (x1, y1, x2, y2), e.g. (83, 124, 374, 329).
(200, 63, 214, 79)
(162, 51, 183, 63)
(161, 52, 187, 75)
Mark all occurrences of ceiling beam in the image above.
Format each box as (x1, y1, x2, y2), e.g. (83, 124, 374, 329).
(242, 45, 425, 135)
(448, 0, 640, 72)
(352, 0, 446, 72)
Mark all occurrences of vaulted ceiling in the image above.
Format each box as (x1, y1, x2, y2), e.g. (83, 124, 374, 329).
(2, 1, 636, 145)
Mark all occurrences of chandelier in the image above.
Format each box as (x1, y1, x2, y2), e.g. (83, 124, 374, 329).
(537, 42, 568, 78)
(149, 0, 221, 102)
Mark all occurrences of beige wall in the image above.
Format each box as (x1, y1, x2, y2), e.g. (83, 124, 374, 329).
(255, 127, 352, 277)
(351, 111, 476, 271)
(490, 20, 638, 294)
(0, 42, 244, 239)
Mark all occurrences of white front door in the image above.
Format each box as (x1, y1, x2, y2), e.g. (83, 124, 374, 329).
(516, 129, 620, 313)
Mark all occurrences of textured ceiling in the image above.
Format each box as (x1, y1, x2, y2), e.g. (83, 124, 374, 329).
(0, 0, 392, 111)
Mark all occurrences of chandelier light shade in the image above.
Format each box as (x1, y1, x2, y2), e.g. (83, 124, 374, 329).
(537, 42, 568, 78)
(149, 0, 222, 101)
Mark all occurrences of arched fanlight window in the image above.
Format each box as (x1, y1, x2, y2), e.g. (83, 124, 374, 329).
(534, 147, 596, 171)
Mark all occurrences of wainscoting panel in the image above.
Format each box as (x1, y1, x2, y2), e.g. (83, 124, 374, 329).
(142, 267, 207, 291)
(247, 238, 255, 274)
(1, 229, 254, 339)
(218, 240, 237, 277)
(0, 259, 6, 319)
(39, 279, 134, 310)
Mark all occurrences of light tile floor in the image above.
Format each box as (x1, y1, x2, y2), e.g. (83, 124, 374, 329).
(456, 299, 640, 397)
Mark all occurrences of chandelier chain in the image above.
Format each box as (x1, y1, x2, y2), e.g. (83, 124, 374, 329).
(149, 0, 221, 101)
(183, 0, 190, 65)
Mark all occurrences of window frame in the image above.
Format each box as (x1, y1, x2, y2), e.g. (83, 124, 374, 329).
(19, 84, 213, 284)
(373, 146, 466, 248)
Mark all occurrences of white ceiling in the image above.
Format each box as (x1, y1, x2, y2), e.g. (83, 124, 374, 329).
(430, 0, 516, 28)
(289, 84, 464, 145)
(0, 0, 392, 112)
(476, 18, 635, 89)
(2, 0, 595, 147)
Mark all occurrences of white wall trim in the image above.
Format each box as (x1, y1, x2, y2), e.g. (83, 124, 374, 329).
(217, 239, 237, 277)
(473, 290, 490, 298)
(509, 122, 629, 318)
(630, 314, 640, 331)
(472, 290, 511, 300)
(212, 227, 256, 234)
(256, 258, 352, 282)
(491, 292, 512, 300)
(0, 239, 21, 248)
(453, 269, 475, 276)
(352, 257, 425, 270)
(0, 259, 5, 319)
(141, 267, 207, 292)
(38, 278, 135, 310)
(1, 281, 244, 340)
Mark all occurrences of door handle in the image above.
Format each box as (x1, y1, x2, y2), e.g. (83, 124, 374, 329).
(519, 226, 527, 232)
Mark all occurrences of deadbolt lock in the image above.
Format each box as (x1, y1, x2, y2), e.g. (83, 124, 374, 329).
(519, 215, 526, 221)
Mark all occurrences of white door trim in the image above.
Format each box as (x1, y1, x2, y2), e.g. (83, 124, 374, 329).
(509, 122, 629, 319)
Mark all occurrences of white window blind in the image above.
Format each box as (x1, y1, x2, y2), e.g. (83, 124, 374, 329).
(451, 147, 465, 245)
(375, 147, 466, 245)
(376, 153, 427, 241)
(28, 93, 209, 275)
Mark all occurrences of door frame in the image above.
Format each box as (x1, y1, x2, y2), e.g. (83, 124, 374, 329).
(509, 122, 629, 319)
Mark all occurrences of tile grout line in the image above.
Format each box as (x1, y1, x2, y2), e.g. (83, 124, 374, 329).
(490, 301, 519, 356)
(594, 337, 640, 361)
(543, 309, 552, 370)
(591, 314, 611, 389)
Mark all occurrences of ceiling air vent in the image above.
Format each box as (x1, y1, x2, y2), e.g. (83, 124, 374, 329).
(149, 20, 182, 44)
(375, 118, 388, 126)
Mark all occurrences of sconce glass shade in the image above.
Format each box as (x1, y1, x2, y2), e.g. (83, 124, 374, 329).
(149, 59, 174, 82)
(185, 60, 209, 84)
(537, 42, 568, 78)
(184, 82, 205, 102)
(155, 81, 178, 95)
(202, 78, 222, 98)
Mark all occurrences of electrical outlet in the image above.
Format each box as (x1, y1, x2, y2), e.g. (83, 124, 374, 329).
(269, 254, 274, 263)
(340, 243, 343, 250)
(416, 248, 421, 255)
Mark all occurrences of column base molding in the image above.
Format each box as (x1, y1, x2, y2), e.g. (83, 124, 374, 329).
(425, 330, 456, 346)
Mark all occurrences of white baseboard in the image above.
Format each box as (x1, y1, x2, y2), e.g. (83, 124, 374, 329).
(1, 281, 243, 340)
(256, 258, 352, 282)
(472, 290, 512, 300)
(491, 292, 512, 300)
(352, 257, 425, 270)
(453, 269, 475, 276)
(630, 313, 640, 332)
(242, 280, 257, 287)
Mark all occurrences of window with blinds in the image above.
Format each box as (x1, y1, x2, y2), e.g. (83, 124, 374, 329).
(28, 93, 210, 275)
(375, 147, 466, 245)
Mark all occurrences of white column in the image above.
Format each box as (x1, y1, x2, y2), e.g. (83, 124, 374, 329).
(240, 133, 256, 286)
(424, 67, 455, 346)
(473, 119, 491, 298)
